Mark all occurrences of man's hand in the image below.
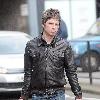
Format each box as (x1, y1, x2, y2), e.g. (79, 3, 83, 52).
(18, 99, 23, 100)
(18, 97, 24, 100)
(75, 96, 82, 100)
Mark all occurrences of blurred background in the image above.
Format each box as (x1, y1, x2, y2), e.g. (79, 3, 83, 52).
(0, 0, 100, 100)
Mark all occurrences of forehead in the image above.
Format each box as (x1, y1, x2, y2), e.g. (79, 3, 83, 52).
(46, 18, 59, 23)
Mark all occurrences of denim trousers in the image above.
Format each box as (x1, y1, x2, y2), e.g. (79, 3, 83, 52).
(32, 89, 65, 100)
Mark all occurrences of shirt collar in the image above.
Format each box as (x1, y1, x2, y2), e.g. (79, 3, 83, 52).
(37, 33, 58, 47)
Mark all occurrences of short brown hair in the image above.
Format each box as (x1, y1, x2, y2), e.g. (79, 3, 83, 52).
(42, 8, 61, 24)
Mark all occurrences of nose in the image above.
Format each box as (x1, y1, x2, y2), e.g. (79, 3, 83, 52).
(52, 24, 57, 29)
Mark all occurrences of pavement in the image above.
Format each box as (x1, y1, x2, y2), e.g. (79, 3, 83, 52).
(65, 78, 100, 95)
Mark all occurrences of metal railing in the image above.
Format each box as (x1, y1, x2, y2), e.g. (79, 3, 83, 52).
(69, 40, 100, 85)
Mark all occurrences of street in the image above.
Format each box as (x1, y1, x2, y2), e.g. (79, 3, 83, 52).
(66, 90, 100, 100)
(0, 90, 100, 100)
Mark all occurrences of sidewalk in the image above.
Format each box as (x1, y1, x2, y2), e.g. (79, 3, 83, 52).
(65, 80, 100, 95)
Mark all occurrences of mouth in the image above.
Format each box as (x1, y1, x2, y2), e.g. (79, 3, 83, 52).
(51, 31, 57, 34)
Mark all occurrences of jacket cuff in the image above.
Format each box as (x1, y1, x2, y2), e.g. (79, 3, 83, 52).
(75, 95, 82, 99)
(75, 90, 82, 99)
(20, 95, 28, 100)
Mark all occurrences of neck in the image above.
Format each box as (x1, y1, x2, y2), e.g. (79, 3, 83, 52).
(42, 32, 54, 44)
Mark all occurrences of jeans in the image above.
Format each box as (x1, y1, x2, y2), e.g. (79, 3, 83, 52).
(32, 89, 65, 100)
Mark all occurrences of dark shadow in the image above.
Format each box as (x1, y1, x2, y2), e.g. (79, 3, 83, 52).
(58, 19, 68, 39)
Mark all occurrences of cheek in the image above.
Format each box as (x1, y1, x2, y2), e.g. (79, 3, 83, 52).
(46, 25, 52, 30)
(56, 26, 59, 32)
(57, 25, 60, 29)
(44, 26, 51, 33)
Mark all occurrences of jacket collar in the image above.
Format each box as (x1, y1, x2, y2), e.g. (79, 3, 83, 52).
(37, 33, 59, 47)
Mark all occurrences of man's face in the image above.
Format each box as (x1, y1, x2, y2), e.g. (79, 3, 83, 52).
(42, 18, 60, 37)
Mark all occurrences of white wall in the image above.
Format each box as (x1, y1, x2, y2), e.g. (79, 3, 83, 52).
(71, 0, 96, 39)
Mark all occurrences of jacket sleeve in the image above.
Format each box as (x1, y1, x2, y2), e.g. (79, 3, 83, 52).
(64, 42, 82, 98)
(21, 42, 32, 99)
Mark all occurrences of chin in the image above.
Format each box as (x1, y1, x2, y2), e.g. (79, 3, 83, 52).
(50, 34, 56, 37)
(51, 33, 57, 36)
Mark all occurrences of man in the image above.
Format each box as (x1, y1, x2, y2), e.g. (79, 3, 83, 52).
(19, 8, 82, 100)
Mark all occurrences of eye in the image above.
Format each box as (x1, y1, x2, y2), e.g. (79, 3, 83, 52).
(48, 22, 53, 25)
(55, 23, 59, 26)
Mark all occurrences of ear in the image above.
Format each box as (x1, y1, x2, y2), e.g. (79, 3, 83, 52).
(42, 24, 44, 28)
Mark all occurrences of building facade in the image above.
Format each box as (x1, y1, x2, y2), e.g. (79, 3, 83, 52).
(0, 0, 99, 39)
